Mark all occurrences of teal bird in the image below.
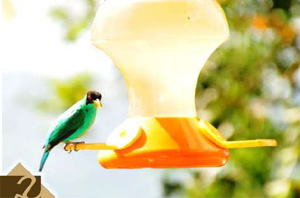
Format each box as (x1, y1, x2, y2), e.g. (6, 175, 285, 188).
(39, 91, 102, 172)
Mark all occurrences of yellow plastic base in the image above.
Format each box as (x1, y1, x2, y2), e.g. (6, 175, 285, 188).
(198, 119, 277, 148)
(63, 117, 277, 169)
(98, 117, 229, 169)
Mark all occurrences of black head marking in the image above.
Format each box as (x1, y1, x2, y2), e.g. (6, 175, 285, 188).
(86, 91, 102, 104)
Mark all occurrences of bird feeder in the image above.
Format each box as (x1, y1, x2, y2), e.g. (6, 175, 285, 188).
(65, 0, 277, 168)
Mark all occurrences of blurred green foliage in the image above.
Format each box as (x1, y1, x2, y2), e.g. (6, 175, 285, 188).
(38, 74, 92, 112)
(50, 0, 97, 41)
(50, 0, 300, 197)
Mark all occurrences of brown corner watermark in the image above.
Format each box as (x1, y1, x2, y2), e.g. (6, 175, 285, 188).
(0, 163, 54, 198)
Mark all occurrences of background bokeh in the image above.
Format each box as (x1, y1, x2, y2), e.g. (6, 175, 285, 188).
(2, 0, 300, 197)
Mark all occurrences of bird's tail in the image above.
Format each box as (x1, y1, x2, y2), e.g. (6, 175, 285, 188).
(39, 151, 50, 172)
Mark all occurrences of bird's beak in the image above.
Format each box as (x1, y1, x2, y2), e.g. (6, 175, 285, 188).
(93, 99, 102, 108)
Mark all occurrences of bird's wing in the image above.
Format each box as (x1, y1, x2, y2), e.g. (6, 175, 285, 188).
(47, 108, 85, 148)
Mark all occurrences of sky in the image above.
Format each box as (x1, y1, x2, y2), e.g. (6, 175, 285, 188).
(2, 0, 115, 79)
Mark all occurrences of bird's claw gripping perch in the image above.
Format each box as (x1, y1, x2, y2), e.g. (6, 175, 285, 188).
(64, 143, 72, 153)
(64, 141, 85, 153)
(64, 142, 118, 151)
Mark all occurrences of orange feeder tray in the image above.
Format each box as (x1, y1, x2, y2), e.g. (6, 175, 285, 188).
(64, 0, 277, 168)
(64, 117, 276, 168)
(98, 117, 229, 169)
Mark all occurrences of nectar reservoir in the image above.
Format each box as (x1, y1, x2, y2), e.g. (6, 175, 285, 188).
(81, 0, 277, 169)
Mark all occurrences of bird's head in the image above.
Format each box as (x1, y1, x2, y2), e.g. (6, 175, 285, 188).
(86, 91, 102, 108)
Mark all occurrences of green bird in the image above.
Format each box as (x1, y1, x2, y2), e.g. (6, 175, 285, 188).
(39, 91, 102, 172)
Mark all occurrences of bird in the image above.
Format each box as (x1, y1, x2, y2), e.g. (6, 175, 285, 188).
(39, 90, 102, 172)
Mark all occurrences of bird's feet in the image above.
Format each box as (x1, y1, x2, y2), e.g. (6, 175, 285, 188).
(64, 143, 72, 153)
(64, 141, 85, 153)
